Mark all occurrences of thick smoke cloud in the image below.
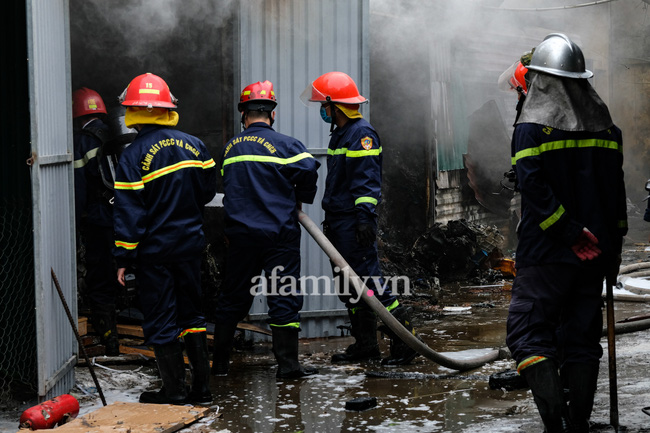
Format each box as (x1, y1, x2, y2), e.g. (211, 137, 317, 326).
(369, 0, 650, 245)
(69, 0, 236, 147)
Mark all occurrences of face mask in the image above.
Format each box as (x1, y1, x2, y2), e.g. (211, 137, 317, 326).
(320, 106, 332, 123)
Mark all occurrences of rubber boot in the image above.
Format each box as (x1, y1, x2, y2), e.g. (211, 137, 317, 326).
(211, 323, 238, 376)
(184, 332, 213, 405)
(561, 362, 599, 433)
(271, 327, 318, 379)
(140, 341, 188, 404)
(378, 305, 419, 366)
(90, 305, 120, 356)
(520, 359, 573, 433)
(331, 309, 381, 363)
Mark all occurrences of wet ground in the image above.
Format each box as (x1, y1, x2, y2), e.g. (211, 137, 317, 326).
(3, 218, 650, 432)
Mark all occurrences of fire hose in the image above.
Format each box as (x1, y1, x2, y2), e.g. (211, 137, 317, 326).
(298, 210, 505, 372)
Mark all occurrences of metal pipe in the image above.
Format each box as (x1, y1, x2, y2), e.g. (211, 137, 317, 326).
(605, 274, 620, 431)
(298, 211, 503, 372)
(51, 268, 107, 406)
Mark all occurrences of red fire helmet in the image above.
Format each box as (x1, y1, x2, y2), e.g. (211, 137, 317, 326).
(72, 87, 107, 119)
(238, 80, 277, 111)
(119, 73, 178, 109)
(498, 61, 528, 95)
(512, 61, 528, 94)
(307, 72, 368, 104)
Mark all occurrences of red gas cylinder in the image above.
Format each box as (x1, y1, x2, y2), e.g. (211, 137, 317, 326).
(19, 394, 80, 430)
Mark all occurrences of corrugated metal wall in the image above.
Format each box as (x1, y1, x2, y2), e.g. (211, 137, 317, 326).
(26, 0, 77, 399)
(237, 0, 370, 339)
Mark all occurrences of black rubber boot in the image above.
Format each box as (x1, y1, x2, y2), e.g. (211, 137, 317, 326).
(378, 305, 419, 366)
(184, 332, 213, 405)
(331, 309, 381, 363)
(271, 327, 318, 379)
(139, 341, 188, 404)
(561, 362, 599, 433)
(90, 305, 120, 356)
(520, 358, 573, 433)
(211, 323, 237, 376)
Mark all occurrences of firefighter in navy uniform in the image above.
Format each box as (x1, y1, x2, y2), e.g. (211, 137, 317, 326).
(72, 87, 120, 356)
(113, 73, 217, 405)
(213, 80, 320, 380)
(505, 34, 627, 432)
(302, 71, 419, 365)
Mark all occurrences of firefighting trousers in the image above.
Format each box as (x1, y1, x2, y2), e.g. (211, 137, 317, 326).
(324, 215, 396, 310)
(136, 258, 206, 345)
(506, 264, 604, 366)
(215, 231, 303, 327)
(82, 223, 118, 308)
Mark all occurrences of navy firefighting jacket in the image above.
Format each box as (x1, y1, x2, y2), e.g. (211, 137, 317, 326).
(73, 118, 113, 227)
(113, 125, 217, 267)
(221, 122, 320, 239)
(323, 118, 382, 224)
(512, 123, 627, 269)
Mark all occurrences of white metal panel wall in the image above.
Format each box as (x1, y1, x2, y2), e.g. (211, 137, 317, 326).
(26, 0, 77, 398)
(238, 0, 370, 339)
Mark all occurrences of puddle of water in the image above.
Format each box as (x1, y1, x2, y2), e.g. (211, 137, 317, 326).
(206, 279, 650, 432)
(205, 282, 520, 432)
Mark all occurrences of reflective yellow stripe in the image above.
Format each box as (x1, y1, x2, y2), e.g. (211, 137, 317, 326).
(618, 219, 628, 229)
(115, 180, 145, 190)
(347, 147, 382, 158)
(221, 152, 314, 175)
(328, 148, 347, 156)
(539, 205, 565, 231)
(355, 196, 378, 206)
(327, 147, 383, 157)
(139, 89, 160, 95)
(269, 322, 300, 329)
(179, 328, 207, 338)
(142, 160, 204, 184)
(512, 139, 621, 165)
(115, 159, 212, 189)
(517, 355, 547, 374)
(115, 240, 138, 250)
(73, 147, 99, 169)
(386, 300, 399, 312)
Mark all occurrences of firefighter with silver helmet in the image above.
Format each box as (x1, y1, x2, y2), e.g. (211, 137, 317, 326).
(113, 73, 217, 405)
(72, 87, 121, 357)
(213, 80, 320, 380)
(505, 34, 627, 432)
(302, 71, 420, 366)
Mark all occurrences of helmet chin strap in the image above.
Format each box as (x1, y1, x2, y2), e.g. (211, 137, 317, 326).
(326, 96, 336, 133)
(514, 93, 526, 126)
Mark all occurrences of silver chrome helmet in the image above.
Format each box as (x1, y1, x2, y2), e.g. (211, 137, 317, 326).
(527, 33, 593, 79)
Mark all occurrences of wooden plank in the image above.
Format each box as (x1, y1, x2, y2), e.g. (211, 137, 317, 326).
(109, 322, 272, 339)
(78, 316, 88, 336)
(117, 346, 209, 367)
(236, 322, 272, 336)
(53, 401, 211, 433)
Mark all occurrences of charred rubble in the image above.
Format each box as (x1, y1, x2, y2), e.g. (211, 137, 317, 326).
(378, 219, 511, 303)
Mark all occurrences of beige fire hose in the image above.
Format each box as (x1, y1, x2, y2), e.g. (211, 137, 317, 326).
(298, 210, 504, 372)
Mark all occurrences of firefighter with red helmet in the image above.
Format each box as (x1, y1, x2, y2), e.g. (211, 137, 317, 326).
(72, 87, 121, 356)
(213, 80, 320, 379)
(302, 71, 419, 365)
(113, 73, 217, 405)
(498, 57, 530, 125)
(505, 34, 627, 432)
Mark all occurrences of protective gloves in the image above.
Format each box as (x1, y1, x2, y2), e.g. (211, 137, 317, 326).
(356, 223, 376, 247)
(571, 228, 601, 261)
